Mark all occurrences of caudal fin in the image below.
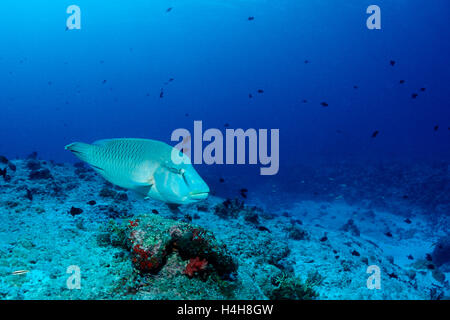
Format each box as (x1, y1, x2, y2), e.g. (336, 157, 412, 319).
(65, 142, 93, 163)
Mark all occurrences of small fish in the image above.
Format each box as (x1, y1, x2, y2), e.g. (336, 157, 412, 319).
(320, 102, 328, 107)
(219, 178, 225, 183)
(166, 7, 172, 13)
(12, 270, 29, 275)
(25, 189, 33, 201)
(0, 168, 6, 179)
(304, 60, 309, 64)
(224, 123, 230, 127)
(70, 207, 83, 216)
(411, 93, 418, 99)
(420, 87, 426, 92)
(102, 80, 107, 84)
(257, 226, 270, 232)
(353, 85, 358, 89)
(371, 130, 379, 138)
(248, 93, 253, 99)
(248, 16, 254, 21)
(434, 125, 439, 131)
(159, 89, 164, 98)
(390, 60, 396, 66)
(399, 80, 405, 84)
(302, 99, 308, 103)
(257, 89, 264, 94)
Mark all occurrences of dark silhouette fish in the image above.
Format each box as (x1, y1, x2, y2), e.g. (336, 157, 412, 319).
(372, 130, 379, 138)
(320, 102, 329, 107)
(0, 168, 6, 179)
(248, 16, 254, 21)
(390, 60, 396, 66)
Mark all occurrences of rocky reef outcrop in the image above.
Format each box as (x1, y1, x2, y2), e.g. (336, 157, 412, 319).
(101, 214, 237, 279)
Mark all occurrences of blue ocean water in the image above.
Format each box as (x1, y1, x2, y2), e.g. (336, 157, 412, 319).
(0, 0, 449, 300)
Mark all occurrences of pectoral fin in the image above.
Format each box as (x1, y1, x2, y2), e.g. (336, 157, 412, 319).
(130, 178, 154, 196)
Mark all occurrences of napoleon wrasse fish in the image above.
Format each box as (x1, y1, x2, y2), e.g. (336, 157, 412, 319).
(65, 138, 209, 205)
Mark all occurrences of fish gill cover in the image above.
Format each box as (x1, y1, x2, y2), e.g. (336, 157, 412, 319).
(0, 0, 449, 301)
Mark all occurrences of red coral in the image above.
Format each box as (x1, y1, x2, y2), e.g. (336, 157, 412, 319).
(184, 257, 208, 278)
(128, 219, 139, 228)
(192, 228, 208, 243)
(132, 244, 159, 271)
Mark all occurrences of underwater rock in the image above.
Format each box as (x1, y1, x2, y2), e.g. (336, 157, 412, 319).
(196, 205, 209, 212)
(184, 257, 208, 278)
(97, 204, 131, 219)
(115, 192, 128, 202)
(287, 225, 310, 241)
(268, 272, 318, 300)
(26, 160, 41, 171)
(69, 206, 83, 216)
(99, 186, 117, 198)
(7, 162, 16, 171)
(28, 168, 52, 180)
(431, 236, 450, 267)
(214, 199, 244, 219)
(119, 214, 237, 277)
(340, 219, 360, 237)
(244, 211, 259, 224)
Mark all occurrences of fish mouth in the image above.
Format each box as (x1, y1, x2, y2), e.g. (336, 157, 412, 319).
(188, 191, 209, 200)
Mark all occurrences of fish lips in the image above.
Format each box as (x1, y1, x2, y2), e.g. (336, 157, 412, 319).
(188, 191, 209, 201)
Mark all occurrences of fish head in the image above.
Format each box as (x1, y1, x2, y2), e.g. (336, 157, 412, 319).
(153, 161, 209, 205)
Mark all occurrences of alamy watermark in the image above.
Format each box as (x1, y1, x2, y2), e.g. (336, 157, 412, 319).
(366, 5, 381, 30)
(366, 265, 381, 289)
(66, 265, 81, 289)
(171, 121, 279, 176)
